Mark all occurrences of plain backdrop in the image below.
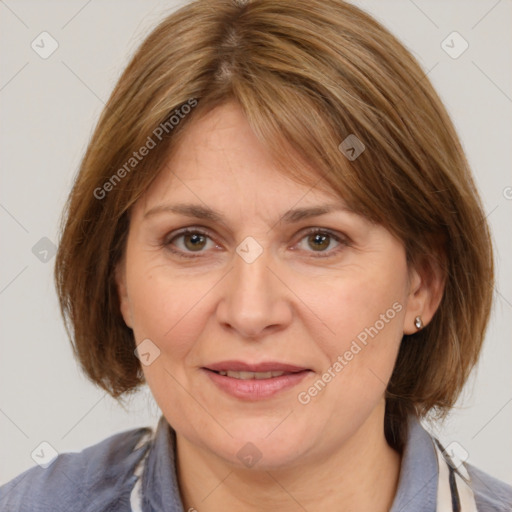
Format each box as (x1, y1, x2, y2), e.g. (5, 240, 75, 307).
(1, 0, 511, 486)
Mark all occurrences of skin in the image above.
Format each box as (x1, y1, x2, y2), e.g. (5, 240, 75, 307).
(116, 100, 444, 511)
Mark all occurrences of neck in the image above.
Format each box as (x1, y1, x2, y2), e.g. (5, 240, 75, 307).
(175, 403, 401, 512)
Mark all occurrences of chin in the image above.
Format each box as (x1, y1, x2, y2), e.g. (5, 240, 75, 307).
(203, 419, 317, 470)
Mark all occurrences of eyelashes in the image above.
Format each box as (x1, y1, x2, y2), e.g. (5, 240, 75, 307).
(164, 228, 217, 257)
(162, 226, 350, 260)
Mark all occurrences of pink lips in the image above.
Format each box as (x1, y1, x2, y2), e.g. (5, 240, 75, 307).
(206, 360, 309, 373)
(203, 360, 312, 400)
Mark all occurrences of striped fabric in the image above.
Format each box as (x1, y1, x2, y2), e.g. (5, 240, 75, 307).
(433, 438, 478, 512)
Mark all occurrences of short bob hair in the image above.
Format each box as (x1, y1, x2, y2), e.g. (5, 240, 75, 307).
(55, 0, 493, 450)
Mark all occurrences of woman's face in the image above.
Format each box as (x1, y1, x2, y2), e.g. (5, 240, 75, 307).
(117, 101, 427, 469)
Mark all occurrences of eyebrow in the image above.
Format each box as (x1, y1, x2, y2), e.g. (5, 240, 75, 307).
(143, 202, 352, 225)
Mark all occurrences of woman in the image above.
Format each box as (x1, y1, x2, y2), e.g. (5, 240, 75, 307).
(1, 0, 510, 510)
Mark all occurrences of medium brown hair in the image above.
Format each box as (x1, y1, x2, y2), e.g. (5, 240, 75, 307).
(54, 0, 494, 450)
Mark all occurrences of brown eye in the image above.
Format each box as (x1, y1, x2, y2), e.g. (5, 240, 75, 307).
(183, 232, 207, 251)
(295, 228, 348, 258)
(307, 232, 331, 251)
(165, 228, 216, 258)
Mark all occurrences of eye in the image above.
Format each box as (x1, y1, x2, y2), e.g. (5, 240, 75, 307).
(294, 228, 348, 257)
(164, 227, 349, 259)
(165, 228, 218, 258)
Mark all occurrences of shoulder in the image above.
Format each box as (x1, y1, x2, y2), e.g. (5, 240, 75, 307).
(396, 415, 512, 512)
(465, 462, 512, 512)
(0, 425, 153, 512)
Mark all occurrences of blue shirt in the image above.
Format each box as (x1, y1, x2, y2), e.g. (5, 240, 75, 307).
(1, 414, 511, 511)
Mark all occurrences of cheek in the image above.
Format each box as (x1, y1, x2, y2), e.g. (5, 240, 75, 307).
(305, 263, 406, 343)
(299, 262, 408, 393)
(126, 261, 216, 361)
(126, 264, 213, 415)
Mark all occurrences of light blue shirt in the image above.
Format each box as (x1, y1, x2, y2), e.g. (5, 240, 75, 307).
(1, 413, 510, 511)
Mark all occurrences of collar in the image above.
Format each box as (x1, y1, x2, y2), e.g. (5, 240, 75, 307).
(390, 414, 478, 512)
(390, 413, 439, 512)
(137, 415, 183, 512)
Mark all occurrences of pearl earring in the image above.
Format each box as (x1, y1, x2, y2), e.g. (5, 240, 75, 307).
(414, 316, 423, 330)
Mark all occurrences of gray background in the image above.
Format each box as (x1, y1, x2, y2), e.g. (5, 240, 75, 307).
(1, 0, 511, 485)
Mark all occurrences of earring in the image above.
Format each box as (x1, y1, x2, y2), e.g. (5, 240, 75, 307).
(414, 316, 423, 330)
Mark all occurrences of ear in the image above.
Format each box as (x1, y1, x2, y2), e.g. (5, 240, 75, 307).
(403, 253, 446, 334)
(115, 257, 133, 329)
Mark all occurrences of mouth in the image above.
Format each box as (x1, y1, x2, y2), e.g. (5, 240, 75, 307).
(213, 370, 291, 380)
(202, 361, 312, 400)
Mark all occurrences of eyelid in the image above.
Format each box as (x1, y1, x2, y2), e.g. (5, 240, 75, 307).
(163, 225, 350, 259)
(163, 226, 213, 245)
(293, 227, 349, 257)
(163, 227, 220, 257)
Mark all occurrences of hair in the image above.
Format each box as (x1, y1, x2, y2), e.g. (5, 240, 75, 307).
(54, 0, 494, 451)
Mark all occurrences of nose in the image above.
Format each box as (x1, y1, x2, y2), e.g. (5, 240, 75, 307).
(215, 244, 293, 339)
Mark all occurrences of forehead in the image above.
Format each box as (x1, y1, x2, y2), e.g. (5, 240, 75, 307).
(138, 101, 344, 213)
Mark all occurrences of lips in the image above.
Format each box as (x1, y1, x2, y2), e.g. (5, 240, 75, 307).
(205, 360, 309, 374)
(216, 370, 287, 380)
(202, 360, 312, 400)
